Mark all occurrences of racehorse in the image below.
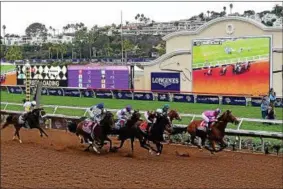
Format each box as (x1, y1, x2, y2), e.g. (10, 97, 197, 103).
(187, 110, 239, 153)
(112, 110, 152, 154)
(67, 111, 115, 154)
(1, 108, 48, 143)
(166, 110, 182, 143)
(139, 113, 173, 156)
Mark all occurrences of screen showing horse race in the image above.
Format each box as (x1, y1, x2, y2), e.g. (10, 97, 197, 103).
(192, 36, 271, 96)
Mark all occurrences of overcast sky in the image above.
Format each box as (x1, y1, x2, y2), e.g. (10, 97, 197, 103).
(0, 1, 278, 36)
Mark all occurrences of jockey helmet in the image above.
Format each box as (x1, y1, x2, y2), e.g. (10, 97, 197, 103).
(96, 103, 104, 109)
(126, 105, 132, 112)
(31, 101, 36, 106)
(215, 108, 221, 114)
(156, 109, 163, 114)
(163, 104, 169, 109)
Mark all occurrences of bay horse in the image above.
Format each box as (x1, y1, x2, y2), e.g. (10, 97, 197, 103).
(139, 113, 173, 156)
(1, 108, 49, 143)
(188, 110, 239, 153)
(166, 109, 182, 143)
(112, 110, 152, 154)
(67, 111, 115, 154)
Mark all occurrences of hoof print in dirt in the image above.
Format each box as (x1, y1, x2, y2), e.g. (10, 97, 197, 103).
(175, 151, 190, 157)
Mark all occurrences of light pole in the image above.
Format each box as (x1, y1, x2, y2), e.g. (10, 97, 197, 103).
(80, 39, 83, 59)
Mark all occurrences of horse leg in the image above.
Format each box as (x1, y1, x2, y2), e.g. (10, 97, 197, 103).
(130, 137, 134, 154)
(37, 127, 48, 138)
(84, 144, 91, 152)
(155, 141, 162, 156)
(105, 137, 113, 152)
(114, 139, 125, 150)
(15, 127, 22, 144)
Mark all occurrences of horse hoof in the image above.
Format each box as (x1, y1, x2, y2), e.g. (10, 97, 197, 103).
(156, 153, 160, 156)
(12, 136, 16, 140)
(19, 140, 22, 144)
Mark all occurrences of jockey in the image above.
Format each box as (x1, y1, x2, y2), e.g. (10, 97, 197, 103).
(144, 110, 157, 133)
(22, 100, 37, 128)
(162, 104, 170, 115)
(201, 108, 221, 130)
(87, 103, 105, 124)
(115, 105, 132, 128)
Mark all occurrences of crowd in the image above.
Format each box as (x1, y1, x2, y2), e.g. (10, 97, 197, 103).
(0, 74, 6, 83)
(261, 88, 276, 122)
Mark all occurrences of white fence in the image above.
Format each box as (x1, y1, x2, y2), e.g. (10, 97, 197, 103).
(193, 54, 269, 69)
(1, 101, 282, 152)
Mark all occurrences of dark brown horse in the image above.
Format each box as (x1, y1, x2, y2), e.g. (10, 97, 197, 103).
(139, 113, 173, 156)
(1, 108, 48, 143)
(67, 111, 115, 154)
(111, 110, 152, 154)
(166, 109, 182, 143)
(187, 110, 239, 153)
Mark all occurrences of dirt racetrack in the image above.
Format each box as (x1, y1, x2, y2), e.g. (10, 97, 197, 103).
(1, 127, 282, 189)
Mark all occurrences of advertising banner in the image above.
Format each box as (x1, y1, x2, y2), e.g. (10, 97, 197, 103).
(172, 94, 194, 103)
(47, 88, 64, 96)
(222, 96, 247, 106)
(80, 89, 94, 98)
(157, 93, 170, 102)
(95, 90, 113, 99)
(133, 92, 154, 101)
(151, 72, 180, 91)
(251, 97, 262, 107)
(63, 88, 81, 97)
(7, 86, 23, 94)
(196, 95, 220, 104)
(113, 91, 133, 100)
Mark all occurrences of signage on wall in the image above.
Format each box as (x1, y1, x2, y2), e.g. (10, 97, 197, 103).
(151, 72, 180, 91)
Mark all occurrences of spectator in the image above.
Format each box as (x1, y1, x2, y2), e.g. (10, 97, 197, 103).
(268, 88, 276, 108)
(266, 105, 275, 121)
(260, 96, 269, 121)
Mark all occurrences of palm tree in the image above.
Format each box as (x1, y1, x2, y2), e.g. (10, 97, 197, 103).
(229, 3, 233, 15)
(223, 6, 226, 14)
(2, 25, 6, 44)
(207, 10, 210, 18)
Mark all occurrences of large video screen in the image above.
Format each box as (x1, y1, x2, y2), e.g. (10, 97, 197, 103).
(192, 37, 271, 96)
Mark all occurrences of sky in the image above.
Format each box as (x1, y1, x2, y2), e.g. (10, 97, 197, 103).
(0, 1, 279, 36)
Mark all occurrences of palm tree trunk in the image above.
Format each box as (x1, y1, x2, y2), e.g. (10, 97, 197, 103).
(56, 50, 59, 59)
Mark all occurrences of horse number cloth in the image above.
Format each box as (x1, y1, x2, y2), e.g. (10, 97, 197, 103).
(82, 121, 96, 134)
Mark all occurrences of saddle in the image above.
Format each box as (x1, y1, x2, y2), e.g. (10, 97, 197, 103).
(197, 121, 208, 132)
(82, 121, 97, 134)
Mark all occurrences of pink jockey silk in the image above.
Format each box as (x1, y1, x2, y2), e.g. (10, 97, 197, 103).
(82, 121, 96, 134)
(203, 110, 216, 122)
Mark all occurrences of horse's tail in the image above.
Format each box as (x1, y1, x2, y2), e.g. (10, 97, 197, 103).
(1, 115, 13, 129)
(67, 121, 78, 134)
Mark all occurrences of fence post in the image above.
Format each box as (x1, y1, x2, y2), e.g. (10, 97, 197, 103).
(260, 137, 265, 153)
(190, 115, 196, 123)
(3, 102, 8, 110)
(52, 106, 59, 115)
(237, 118, 244, 130)
(238, 135, 242, 150)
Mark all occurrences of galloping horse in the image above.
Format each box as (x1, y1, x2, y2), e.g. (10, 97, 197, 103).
(188, 110, 239, 153)
(67, 111, 115, 154)
(139, 113, 173, 156)
(112, 110, 152, 154)
(1, 108, 48, 143)
(166, 109, 182, 143)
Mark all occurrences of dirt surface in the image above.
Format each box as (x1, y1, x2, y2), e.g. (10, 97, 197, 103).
(1, 127, 282, 189)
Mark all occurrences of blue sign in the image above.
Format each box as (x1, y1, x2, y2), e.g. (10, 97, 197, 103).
(133, 92, 154, 101)
(95, 91, 113, 99)
(151, 72, 180, 91)
(80, 89, 94, 98)
(21, 87, 34, 94)
(274, 98, 283, 107)
(157, 93, 170, 101)
(47, 88, 64, 96)
(41, 88, 48, 95)
(251, 97, 262, 107)
(113, 91, 133, 100)
(63, 88, 81, 97)
(7, 86, 23, 94)
(172, 94, 194, 103)
(196, 95, 219, 104)
(222, 96, 247, 106)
